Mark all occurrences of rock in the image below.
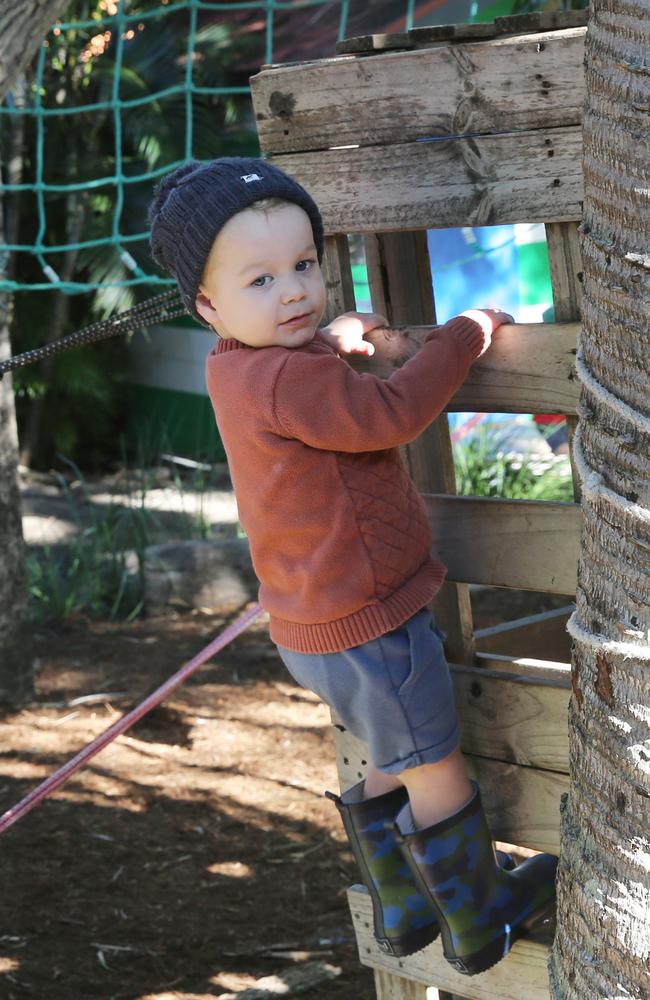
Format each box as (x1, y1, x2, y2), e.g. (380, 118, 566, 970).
(218, 961, 341, 998)
(144, 538, 257, 615)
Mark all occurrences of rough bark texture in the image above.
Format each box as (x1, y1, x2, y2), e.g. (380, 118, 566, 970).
(0, 184, 34, 702)
(548, 3, 650, 998)
(0, 0, 69, 701)
(0, 0, 69, 96)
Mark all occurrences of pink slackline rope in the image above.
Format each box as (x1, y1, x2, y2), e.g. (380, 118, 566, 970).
(0, 602, 264, 836)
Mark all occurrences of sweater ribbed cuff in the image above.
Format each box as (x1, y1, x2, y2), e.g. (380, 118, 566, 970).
(428, 315, 489, 361)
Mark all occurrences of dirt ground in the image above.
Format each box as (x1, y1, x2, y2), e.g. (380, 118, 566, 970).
(1, 590, 570, 1000)
(1, 608, 375, 1000)
(5, 469, 571, 999)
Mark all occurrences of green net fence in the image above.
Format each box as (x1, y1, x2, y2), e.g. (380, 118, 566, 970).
(0, 0, 419, 297)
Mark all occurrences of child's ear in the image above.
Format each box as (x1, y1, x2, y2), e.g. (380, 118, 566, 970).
(195, 289, 220, 328)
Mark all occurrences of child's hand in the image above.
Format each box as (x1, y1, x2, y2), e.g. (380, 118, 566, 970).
(458, 308, 514, 356)
(319, 311, 388, 357)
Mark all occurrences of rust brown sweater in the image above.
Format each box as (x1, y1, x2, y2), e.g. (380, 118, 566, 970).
(205, 317, 487, 653)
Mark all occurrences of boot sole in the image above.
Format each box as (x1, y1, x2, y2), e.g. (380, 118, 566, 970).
(443, 898, 556, 976)
(377, 920, 440, 958)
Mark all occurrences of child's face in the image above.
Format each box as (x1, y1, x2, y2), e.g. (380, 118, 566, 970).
(196, 202, 326, 349)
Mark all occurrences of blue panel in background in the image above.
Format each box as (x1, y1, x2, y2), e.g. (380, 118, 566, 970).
(427, 226, 519, 324)
(349, 224, 560, 454)
(428, 226, 520, 432)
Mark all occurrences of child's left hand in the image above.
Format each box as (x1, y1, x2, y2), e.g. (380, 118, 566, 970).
(318, 311, 388, 357)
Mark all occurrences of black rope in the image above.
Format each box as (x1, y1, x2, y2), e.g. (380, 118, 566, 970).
(0, 289, 188, 380)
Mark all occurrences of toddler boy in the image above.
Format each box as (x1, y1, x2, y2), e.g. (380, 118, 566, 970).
(149, 156, 557, 975)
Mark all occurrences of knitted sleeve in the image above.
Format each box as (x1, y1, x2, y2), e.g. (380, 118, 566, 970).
(272, 315, 487, 453)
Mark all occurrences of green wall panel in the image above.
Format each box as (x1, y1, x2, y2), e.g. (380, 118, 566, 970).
(126, 384, 226, 463)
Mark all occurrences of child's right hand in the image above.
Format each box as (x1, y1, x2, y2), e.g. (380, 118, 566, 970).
(457, 308, 514, 357)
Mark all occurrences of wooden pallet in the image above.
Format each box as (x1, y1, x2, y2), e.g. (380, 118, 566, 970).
(335, 10, 588, 55)
(252, 17, 586, 1000)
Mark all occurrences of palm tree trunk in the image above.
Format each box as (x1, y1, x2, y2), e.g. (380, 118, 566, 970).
(0, 186, 32, 702)
(0, 0, 70, 702)
(0, 0, 70, 96)
(548, 3, 650, 998)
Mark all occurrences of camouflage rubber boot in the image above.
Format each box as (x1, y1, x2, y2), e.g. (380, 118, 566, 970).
(392, 779, 557, 976)
(325, 780, 516, 959)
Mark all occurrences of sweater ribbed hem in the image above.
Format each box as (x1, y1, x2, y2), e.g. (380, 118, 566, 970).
(269, 559, 447, 654)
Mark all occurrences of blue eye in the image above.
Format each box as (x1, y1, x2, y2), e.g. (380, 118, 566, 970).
(251, 275, 271, 287)
(296, 259, 315, 272)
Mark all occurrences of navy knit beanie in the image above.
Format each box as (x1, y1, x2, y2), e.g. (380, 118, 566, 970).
(148, 157, 325, 325)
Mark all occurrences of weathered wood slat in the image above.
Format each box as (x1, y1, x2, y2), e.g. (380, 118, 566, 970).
(475, 606, 573, 660)
(252, 30, 585, 154)
(333, 725, 568, 853)
(334, 13, 588, 58)
(425, 495, 580, 594)
(334, 31, 413, 54)
(410, 23, 497, 45)
(373, 970, 430, 1000)
(452, 321, 579, 412)
(451, 662, 570, 774)
(545, 221, 584, 502)
(336, 22, 497, 55)
(494, 11, 588, 35)
(545, 223, 583, 323)
(461, 755, 566, 853)
(348, 321, 580, 414)
(332, 654, 570, 779)
(349, 885, 554, 1000)
(269, 128, 583, 232)
(321, 233, 356, 323)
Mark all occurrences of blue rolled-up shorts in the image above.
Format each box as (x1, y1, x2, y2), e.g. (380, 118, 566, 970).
(275, 606, 461, 774)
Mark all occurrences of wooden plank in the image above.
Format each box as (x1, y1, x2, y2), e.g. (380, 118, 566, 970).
(466, 757, 566, 853)
(335, 32, 413, 54)
(409, 23, 497, 45)
(495, 10, 588, 35)
(451, 321, 578, 413)
(362, 231, 475, 665)
(545, 223, 583, 322)
(474, 606, 573, 660)
(336, 15, 588, 58)
(425, 495, 579, 595)
(332, 654, 571, 775)
(545, 221, 584, 502)
(373, 969, 430, 1000)
(378, 974, 460, 1000)
(321, 233, 356, 323)
(450, 662, 570, 774)
(332, 725, 568, 853)
(337, 23, 497, 55)
(269, 128, 583, 232)
(349, 885, 553, 1000)
(364, 233, 437, 332)
(348, 322, 580, 415)
(252, 30, 586, 154)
